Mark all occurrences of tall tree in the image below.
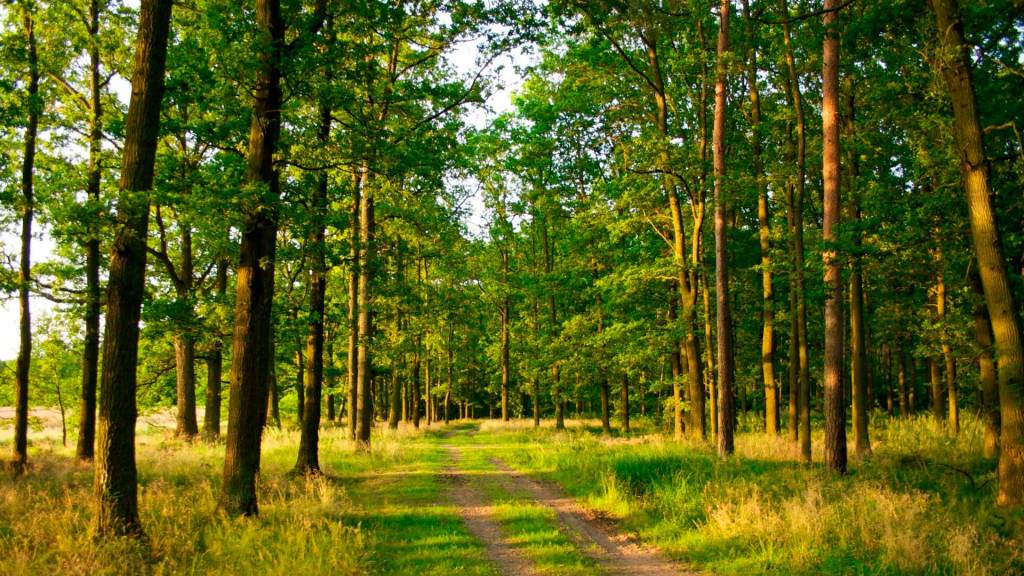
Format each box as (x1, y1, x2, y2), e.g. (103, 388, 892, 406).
(12, 2, 39, 475)
(822, 0, 847, 474)
(220, 0, 287, 516)
(929, 0, 1024, 506)
(94, 0, 173, 535)
(713, 0, 734, 458)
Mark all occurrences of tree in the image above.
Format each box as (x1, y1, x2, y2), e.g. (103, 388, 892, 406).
(94, 0, 173, 536)
(822, 0, 847, 475)
(11, 0, 39, 475)
(928, 0, 1024, 507)
(221, 0, 289, 516)
(713, 0, 734, 458)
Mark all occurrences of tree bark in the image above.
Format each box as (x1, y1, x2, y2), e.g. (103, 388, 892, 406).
(936, 266, 959, 434)
(95, 0, 173, 536)
(620, 374, 630, 433)
(77, 0, 104, 461)
(13, 6, 39, 475)
(220, 0, 284, 517)
(713, 0, 734, 458)
(203, 260, 227, 441)
(294, 101, 330, 475)
(822, 0, 847, 474)
(971, 271, 1000, 457)
(743, 0, 776, 436)
(347, 170, 362, 440)
(930, 0, 1024, 506)
(846, 94, 871, 458)
(780, 0, 812, 462)
(355, 180, 376, 448)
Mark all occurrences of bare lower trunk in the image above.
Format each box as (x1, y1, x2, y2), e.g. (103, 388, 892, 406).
(173, 333, 199, 437)
(347, 171, 362, 440)
(355, 184, 376, 448)
(972, 272, 1000, 457)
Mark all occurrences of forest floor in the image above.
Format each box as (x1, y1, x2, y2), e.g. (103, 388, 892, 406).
(1, 412, 1022, 575)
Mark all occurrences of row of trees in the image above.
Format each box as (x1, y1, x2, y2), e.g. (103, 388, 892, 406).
(2, 0, 1022, 543)
(464, 0, 1022, 504)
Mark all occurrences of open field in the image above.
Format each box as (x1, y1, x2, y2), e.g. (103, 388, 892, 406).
(1, 412, 1021, 575)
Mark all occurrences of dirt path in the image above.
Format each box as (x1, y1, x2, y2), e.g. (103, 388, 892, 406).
(441, 444, 540, 576)
(487, 456, 694, 576)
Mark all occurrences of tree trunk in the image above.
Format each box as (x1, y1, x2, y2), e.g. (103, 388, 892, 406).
(389, 356, 401, 429)
(743, 0, 776, 436)
(822, 0, 847, 474)
(972, 271, 1000, 457)
(77, 0, 104, 461)
(347, 170, 362, 440)
(355, 180, 376, 448)
(781, 0, 812, 462)
(173, 333, 199, 437)
(713, 0, 734, 458)
(600, 376, 611, 434)
(930, 0, 1024, 506)
(846, 94, 871, 458)
(936, 267, 959, 434)
(620, 374, 630, 433)
(294, 102, 330, 474)
(220, 0, 284, 517)
(13, 7, 39, 475)
(668, 292, 684, 439)
(95, 0, 173, 536)
(412, 337, 422, 429)
(203, 260, 227, 441)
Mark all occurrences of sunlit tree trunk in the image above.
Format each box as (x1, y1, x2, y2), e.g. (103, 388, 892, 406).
(822, 0, 847, 474)
(355, 180, 376, 448)
(971, 272, 1000, 457)
(221, 0, 284, 516)
(347, 169, 362, 440)
(930, 0, 1024, 506)
(95, 0, 173, 535)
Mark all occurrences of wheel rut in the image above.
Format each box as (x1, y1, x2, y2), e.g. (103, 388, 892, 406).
(442, 444, 540, 576)
(440, 424, 694, 575)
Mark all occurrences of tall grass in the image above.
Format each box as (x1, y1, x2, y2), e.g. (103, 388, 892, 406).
(492, 412, 1023, 575)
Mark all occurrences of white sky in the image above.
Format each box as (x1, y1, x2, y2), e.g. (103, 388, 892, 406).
(0, 15, 530, 361)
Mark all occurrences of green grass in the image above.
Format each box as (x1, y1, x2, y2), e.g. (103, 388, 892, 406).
(481, 414, 1024, 575)
(1, 413, 1022, 575)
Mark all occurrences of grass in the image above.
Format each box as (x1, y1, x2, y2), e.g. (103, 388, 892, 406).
(482, 413, 1024, 575)
(1, 411, 1022, 574)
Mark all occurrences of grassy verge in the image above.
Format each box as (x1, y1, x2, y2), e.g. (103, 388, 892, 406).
(480, 414, 1024, 575)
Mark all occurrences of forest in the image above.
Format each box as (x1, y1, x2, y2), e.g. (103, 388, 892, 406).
(1, 0, 1023, 574)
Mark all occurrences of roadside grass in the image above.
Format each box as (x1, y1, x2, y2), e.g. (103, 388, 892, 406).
(0, 422, 496, 576)
(2, 413, 1022, 575)
(484, 413, 1024, 575)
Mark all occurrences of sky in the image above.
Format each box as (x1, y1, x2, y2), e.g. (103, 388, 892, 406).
(0, 13, 531, 361)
